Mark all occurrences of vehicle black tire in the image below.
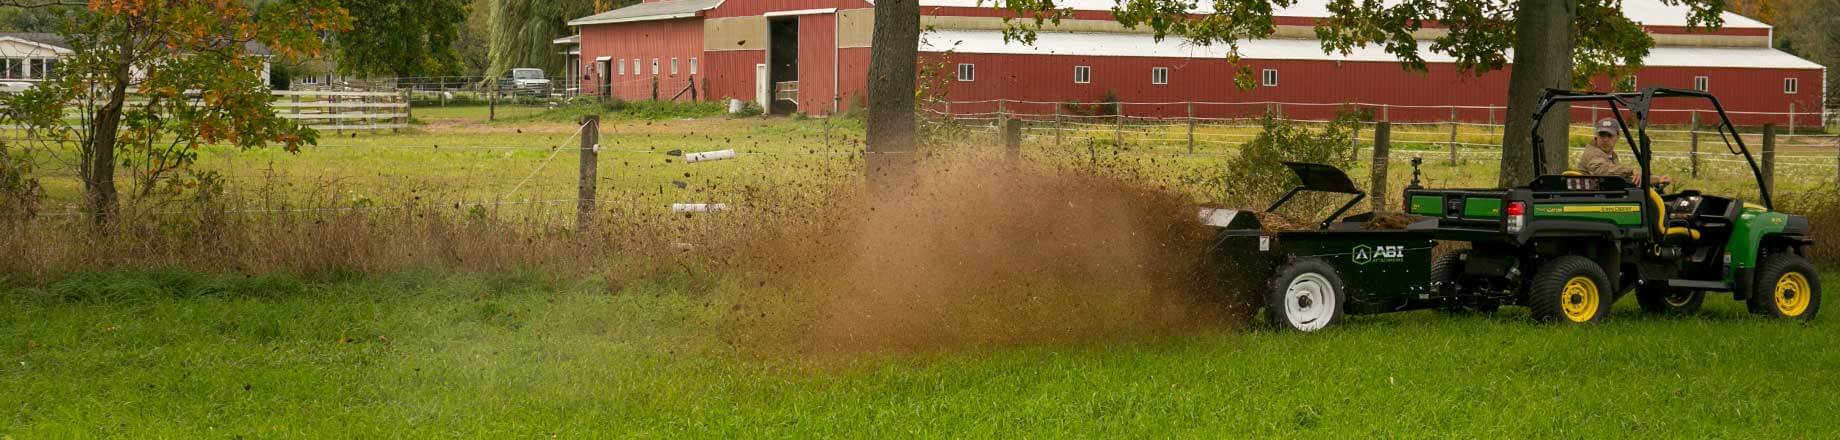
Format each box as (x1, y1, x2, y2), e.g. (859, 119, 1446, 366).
(1747, 253, 1821, 321)
(1265, 258, 1346, 332)
(1635, 286, 1705, 315)
(1526, 256, 1613, 324)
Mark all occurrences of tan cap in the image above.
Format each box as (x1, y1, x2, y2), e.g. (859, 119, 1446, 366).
(1595, 118, 1620, 136)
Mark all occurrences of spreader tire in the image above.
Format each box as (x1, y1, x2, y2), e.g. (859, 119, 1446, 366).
(1636, 287, 1704, 315)
(1265, 258, 1346, 332)
(1527, 256, 1612, 324)
(1748, 253, 1821, 321)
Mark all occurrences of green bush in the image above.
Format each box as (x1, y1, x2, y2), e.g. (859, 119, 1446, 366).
(1199, 114, 1360, 217)
(1782, 186, 1839, 270)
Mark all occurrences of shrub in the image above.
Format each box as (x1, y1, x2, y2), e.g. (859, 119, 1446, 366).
(1194, 114, 1360, 218)
(1782, 186, 1839, 270)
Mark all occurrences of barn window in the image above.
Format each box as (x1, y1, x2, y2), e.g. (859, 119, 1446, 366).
(1262, 69, 1278, 87)
(651, 58, 659, 75)
(956, 63, 975, 82)
(1151, 67, 1169, 85)
(1784, 77, 1799, 94)
(1074, 65, 1091, 84)
(1693, 76, 1709, 92)
(671, 58, 679, 75)
(1618, 75, 1637, 91)
(690, 58, 698, 75)
(632, 59, 640, 75)
(617, 58, 626, 75)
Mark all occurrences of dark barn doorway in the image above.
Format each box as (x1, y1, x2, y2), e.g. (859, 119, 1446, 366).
(768, 17, 799, 115)
(596, 59, 612, 98)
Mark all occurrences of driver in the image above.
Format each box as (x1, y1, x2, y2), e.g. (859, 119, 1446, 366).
(1578, 118, 1671, 185)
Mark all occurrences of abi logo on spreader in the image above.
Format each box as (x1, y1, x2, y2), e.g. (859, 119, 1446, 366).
(1351, 244, 1406, 265)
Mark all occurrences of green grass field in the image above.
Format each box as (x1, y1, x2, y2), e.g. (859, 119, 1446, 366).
(3, 105, 1837, 437)
(2, 269, 1834, 437)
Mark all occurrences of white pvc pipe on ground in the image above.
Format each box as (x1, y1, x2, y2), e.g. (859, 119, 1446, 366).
(684, 149, 737, 163)
(671, 203, 728, 213)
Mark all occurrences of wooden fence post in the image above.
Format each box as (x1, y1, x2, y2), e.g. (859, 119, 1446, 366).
(578, 115, 600, 230)
(1371, 121, 1392, 213)
(1186, 101, 1196, 155)
(1053, 103, 1063, 147)
(1113, 101, 1124, 148)
(1350, 121, 1363, 162)
(1004, 115, 1022, 166)
(1448, 107, 1459, 166)
(997, 99, 1008, 145)
(651, 76, 659, 101)
(1689, 112, 1700, 178)
(1761, 124, 1776, 194)
(489, 81, 498, 121)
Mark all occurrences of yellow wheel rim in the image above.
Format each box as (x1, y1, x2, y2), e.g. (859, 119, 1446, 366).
(1664, 292, 1694, 307)
(1561, 276, 1601, 323)
(1773, 272, 1812, 317)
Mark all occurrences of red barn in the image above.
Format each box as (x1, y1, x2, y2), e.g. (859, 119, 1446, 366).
(567, 0, 1826, 126)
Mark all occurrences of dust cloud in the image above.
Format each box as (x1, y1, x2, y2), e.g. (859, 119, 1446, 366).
(714, 158, 1249, 355)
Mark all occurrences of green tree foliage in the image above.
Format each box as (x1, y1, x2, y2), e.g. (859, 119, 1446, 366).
(0, 0, 350, 223)
(0, 4, 75, 32)
(457, 0, 493, 76)
(487, 0, 599, 77)
(1772, 0, 1839, 107)
(336, 0, 469, 78)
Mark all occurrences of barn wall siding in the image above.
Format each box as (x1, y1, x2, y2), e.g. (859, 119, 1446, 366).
(705, 50, 766, 104)
(925, 52, 1822, 126)
(578, 18, 704, 100)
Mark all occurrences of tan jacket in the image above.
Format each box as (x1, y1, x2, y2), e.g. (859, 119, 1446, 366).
(1577, 146, 1635, 180)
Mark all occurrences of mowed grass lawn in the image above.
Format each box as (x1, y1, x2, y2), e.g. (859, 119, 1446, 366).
(1, 269, 1834, 437)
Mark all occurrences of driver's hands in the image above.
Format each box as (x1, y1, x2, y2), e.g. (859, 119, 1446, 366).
(1654, 175, 1674, 186)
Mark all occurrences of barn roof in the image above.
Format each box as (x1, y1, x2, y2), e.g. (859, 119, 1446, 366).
(568, 0, 723, 26)
(921, 29, 1823, 69)
(914, 0, 1769, 29)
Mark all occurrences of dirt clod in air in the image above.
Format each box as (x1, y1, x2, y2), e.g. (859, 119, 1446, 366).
(713, 157, 1246, 356)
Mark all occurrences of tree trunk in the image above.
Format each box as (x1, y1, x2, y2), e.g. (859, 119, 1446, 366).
(864, 0, 920, 194)
(1498, 0, 1575, 187)
(82, 63, 133, 225)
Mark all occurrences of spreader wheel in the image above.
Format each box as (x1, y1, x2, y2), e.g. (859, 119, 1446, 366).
(1748, 254, 1821, 321)
(1636, 287, 1704, 315)
(1527, 256, 1612, 324)
(1266, 258, 1346, 332)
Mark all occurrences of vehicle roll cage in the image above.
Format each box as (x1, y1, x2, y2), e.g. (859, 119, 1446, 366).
(1529, 87, 1771, 209)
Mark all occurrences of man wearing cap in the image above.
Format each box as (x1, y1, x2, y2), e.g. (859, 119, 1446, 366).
(1578, 118, 1671, 185)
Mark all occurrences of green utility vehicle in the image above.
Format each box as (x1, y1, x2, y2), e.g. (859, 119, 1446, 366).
(1404, 88, 1820, 324)
(1203, 88, 1820, 331)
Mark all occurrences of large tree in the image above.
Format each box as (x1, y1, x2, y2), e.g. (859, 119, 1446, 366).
(335, 0, 468, 78)
(0, 0, 349, 223)
(485, 0, 636, 77)
(1773, 0, 1839, 108)
(865, 0, 922, 192)
(865, 0, 1728, 186)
